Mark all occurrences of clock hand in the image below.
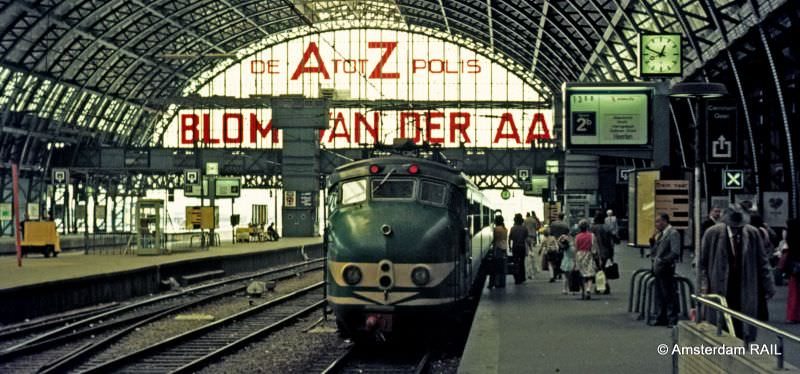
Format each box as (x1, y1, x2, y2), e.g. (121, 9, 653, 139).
(645, 46, 661, 55)
(659, 45, 666, 57)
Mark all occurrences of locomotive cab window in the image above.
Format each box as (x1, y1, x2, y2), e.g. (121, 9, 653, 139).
(340, 179, 367, 205)
(372, 179, 415, 200)
(419, 181, 446, 205)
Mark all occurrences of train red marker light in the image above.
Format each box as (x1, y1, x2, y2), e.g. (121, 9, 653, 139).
(408, 164, 420, 174)
(369, 164, 381, 174)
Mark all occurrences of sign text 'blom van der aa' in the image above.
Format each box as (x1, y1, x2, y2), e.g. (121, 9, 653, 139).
(177, 108, 553, 149)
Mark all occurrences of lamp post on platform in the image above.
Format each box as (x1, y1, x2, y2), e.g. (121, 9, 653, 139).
(669, 82, 728, 262)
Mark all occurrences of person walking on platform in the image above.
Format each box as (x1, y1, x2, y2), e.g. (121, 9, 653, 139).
(779, 219, 800, 323)
(550, 213, 570, 238)
(604, 209, 619, 243)
(509, 214, 528, 284)
(559, 234, 576, 295)
(488, 215, 509, 289)
(574, 219, 599, 300)
(649, 213, 681, 327)
(698, 204, 775, 341)
(539, 227, 561, 283)
(592, 212, 614, 294)
(524, 212, 539, 279)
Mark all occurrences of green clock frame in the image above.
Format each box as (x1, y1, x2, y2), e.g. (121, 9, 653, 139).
(638, 33, 683, 77)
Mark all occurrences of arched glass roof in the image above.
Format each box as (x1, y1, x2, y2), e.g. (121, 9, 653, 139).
(0, 0, 786, 150)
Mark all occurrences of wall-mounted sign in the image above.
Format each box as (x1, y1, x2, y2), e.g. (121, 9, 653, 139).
(184, 177, 241, 198)
(564, 86, 652, 148)
(177, 108, 553, 149)
(284, 191, 297, 208)
(654, 180, 690, 229)
(722, 170, 744, 190)
(184, 169, 200, 186)
(205, 162, 219, 176)
(214, 178, 241, 198)
(299, 192, 314, 207)
(545, 159, 559, 174)
(27, 203, 40, 220)
(762, 191, 789, 228)
(0, 203, 12, 221)
(52, 168, 68, 184)
(706, 101, 738, 164)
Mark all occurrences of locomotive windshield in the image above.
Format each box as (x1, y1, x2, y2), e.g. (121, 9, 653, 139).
(341, 179, 367, 205)
(419, 181, 446, 205)
(371, 179, 415, 199)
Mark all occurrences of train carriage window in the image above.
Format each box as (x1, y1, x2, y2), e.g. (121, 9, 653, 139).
(340, 179, 367, 205)
(419, 181, 446, 205)
(372, 179, 415, 199)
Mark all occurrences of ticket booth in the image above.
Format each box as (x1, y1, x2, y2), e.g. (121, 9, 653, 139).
(136, 199, 165, 255)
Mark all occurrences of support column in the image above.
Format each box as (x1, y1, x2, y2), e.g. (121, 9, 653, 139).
(272, 96, 328, 237)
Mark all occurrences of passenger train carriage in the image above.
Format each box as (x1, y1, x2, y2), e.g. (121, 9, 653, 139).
(325, 156, 496, 339)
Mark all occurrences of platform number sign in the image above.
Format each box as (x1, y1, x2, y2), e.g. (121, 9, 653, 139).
(571, 112, 597, 136)
(723, 170, 744, 190)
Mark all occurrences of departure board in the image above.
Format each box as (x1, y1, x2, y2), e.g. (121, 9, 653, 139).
(565, 87, 651, 147)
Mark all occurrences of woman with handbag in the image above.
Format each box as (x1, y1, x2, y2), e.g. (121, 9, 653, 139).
(781, 219, 800, 323)
(574, 219, 599, 300)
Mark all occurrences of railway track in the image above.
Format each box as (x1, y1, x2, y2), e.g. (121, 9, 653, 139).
(321, 346, 431, 374)
(0, 303, 119, 350)
(0, 258, 323, 373)
(79, 282, 325, 374)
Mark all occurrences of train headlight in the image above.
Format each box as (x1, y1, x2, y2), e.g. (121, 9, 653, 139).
(343, 265, 362, 285)
(411, 267, 431, 286)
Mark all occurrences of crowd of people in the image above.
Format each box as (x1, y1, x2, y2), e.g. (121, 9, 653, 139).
(485, 204, 800, 332)
(487, 210, 620, 300)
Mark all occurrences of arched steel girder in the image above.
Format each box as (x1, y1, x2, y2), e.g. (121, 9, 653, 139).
(98, 3, 303, 142)
(491, 1, 592, 78)
(559, 0, 634, 81)
(400, 0, 601, 82)
(392, 7, 569, 89)
(0, 0, 780, 151)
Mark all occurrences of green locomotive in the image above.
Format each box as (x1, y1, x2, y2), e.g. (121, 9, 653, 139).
(325, 156, 496, 339)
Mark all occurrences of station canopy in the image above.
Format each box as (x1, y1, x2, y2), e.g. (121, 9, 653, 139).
(0, 0, 777, 149)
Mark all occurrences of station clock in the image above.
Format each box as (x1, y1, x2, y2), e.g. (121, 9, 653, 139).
(638, 33, 682, 77)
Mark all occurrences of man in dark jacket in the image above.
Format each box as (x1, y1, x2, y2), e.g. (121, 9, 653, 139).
(650, 213, 681, 327)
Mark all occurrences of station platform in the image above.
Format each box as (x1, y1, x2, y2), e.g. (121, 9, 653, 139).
(459, 244, 800, 373)
(0, 237, 322, 323)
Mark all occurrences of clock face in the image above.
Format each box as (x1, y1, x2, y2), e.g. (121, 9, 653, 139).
(640, 34, 682, 76)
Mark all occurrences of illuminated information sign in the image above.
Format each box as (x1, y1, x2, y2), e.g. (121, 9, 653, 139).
(565, 87, 651, 147)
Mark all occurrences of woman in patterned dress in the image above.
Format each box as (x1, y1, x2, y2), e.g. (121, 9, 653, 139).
(574, 219, 599, 300)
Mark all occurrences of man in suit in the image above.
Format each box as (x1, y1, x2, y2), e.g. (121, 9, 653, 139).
(650, 213, 681, 327)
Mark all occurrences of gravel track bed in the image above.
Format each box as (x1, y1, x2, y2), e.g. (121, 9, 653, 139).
(73, 271, 323, 371)
(197, 315, 349, 374)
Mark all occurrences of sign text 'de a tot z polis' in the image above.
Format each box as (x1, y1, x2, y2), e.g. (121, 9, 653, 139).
(175, 37, 554, 149)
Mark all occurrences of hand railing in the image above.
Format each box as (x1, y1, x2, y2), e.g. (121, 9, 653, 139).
(692, 293, 800, 370)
